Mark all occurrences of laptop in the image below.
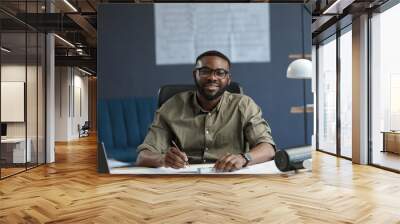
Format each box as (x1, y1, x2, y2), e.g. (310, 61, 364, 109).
(99, 142, 110, 173)
(100, 142, 134, 173)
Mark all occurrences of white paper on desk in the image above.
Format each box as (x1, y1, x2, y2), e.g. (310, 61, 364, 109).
(159, 165, 212, 174)
(110, 164, 214, 175)
(109, 161, 282, 175)
(107, 159, 133, 169)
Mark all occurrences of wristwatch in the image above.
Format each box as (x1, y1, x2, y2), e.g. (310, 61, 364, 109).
(240, 152, 252, 167)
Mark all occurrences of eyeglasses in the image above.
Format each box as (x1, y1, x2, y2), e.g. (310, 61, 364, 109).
(195, 67, 230, 79)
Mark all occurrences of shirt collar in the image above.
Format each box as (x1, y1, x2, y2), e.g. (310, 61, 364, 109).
(192, 91, 228, 115)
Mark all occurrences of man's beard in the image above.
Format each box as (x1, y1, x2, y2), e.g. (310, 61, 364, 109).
(194, 79, 228, 101)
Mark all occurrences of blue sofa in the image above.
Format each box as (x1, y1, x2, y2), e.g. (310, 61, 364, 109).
(98, 97, 157, 163)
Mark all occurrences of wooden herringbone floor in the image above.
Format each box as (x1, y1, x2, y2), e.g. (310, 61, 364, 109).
(1, 135, 400, 224)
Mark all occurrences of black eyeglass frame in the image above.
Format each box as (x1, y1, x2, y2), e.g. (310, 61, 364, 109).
(194, 66, 230, 79)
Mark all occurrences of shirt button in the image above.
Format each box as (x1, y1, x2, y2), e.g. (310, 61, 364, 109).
(205, 130, 209, 135)
(205, 147, 208, 151)
(203, 159, 206, 163)
(208, 113, 211, 116)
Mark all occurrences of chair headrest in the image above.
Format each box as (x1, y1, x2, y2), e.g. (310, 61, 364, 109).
(157, 82, 243, 108)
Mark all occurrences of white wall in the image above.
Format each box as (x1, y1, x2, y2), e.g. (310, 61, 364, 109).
(1, 65, 27, 141)
(55, 67, 89, 141)
(1, 63, 46, 163)
(55, 66, 70, 141)
(1, 65, 39, 137)
(72, 73, 89, 138)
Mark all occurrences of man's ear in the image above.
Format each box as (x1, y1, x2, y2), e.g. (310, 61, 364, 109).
(193, 70, 197, 80)
(227, 75, 232, 85)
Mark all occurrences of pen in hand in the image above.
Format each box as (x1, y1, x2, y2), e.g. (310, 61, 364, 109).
(171, 140, 189, 167)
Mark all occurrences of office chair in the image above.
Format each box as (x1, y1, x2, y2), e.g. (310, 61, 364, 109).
(79, 121, 90, 138)
(157, 82, 243, 108)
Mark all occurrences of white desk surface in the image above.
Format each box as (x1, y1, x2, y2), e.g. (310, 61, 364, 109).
(108, 160, 282, 175)
(1, 138, 27, 143)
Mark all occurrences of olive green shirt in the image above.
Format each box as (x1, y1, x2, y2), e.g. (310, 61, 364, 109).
(137, 91, 275, 162)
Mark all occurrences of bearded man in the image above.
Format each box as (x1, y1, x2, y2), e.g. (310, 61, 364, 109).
(136, 50, 276, 172)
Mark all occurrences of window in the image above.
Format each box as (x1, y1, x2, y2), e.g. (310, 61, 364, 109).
(339, 27, 352, 158)
(370, 2, 400, 171)
(0, 2, 47, 179)
(318, 35, 337, 154)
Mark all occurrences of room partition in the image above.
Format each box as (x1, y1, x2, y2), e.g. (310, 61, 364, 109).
(0, 1, 46, 179)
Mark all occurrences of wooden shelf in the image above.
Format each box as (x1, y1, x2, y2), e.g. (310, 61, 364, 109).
(290, 104, 314, 113)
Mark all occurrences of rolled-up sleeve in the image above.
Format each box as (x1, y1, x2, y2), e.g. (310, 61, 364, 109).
(242, 97, 276, 149)
(137, 110, 171, 155)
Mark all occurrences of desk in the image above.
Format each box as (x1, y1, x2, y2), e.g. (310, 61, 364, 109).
(108, 160, 283, 175)
(1, 138, 31, 163)
(382, 131, 400, 154)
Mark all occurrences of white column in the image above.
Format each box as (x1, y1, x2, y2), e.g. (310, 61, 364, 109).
(352, 14, 369, 164)
(45, 1, 55, 163)
(46, 33, 55, 163)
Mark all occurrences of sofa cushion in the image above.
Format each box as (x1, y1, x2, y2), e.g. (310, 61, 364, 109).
(108, 100, 128, 148)
(98, 97, 157, 163)
(123, 99, 141, 147)
(98, 100, 114, 149)
(107, 147, 138, 162)
(136, 97, 157, 141)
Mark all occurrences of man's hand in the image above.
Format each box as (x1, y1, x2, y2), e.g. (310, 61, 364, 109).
(164, 147, 188, 169)
(214, 153, 246, 172)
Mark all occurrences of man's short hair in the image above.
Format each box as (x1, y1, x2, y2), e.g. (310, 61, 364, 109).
(195, 50, 231, 68)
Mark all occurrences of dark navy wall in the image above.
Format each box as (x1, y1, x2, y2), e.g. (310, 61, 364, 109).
(98, 4, 313, 149)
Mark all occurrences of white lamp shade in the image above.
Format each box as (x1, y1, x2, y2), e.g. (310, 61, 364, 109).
(286, 59, 312, 79)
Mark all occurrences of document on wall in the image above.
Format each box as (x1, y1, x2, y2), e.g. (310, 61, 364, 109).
(109, 160, 282, 175)
(154, 3, 270, 65)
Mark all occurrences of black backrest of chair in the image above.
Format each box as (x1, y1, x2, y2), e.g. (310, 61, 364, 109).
(82, 121, 90, 129)
(157, 82, 243, 108)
